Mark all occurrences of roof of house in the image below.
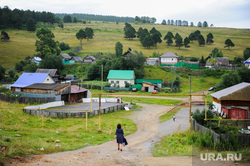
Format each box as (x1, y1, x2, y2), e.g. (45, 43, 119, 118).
(64, 75, 75, 80)
(71, 56, 83, 62)
(244, 57, 250, 64)
(36, 69, 59, 77)
(135, 79, 162, 84)
(122, 50, 137, 57)
(23, 83, 69, 90)
(107, 70, 135, 80)
(11, 73, 54, 88)
(210, 82, 250, 101)
(84, 55, 96, 60)
(143, 81, 157, 86)
(215, 57, 229, 62)
(160, 52, 178, 58)
(60, 53, 72, 59)
(32, 57, 42, 61)
(71, 85, 88, 93)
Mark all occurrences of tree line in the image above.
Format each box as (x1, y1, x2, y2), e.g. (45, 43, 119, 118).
(161, 19, 212, 27)
(0, 6, 58, 29)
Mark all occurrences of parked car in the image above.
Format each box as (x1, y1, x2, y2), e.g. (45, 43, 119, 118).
(208, 87, 216, 91)
(152, 90, 158, 94)
(132, 88, 138, 92)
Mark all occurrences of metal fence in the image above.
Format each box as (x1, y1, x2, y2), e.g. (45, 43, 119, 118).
(0, 93, 55, 104)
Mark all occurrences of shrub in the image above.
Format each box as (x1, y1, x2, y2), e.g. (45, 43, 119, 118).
(59, 42, 70, 50)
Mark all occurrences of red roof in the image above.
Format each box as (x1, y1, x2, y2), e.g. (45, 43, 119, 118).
(71, 85, 88, 94)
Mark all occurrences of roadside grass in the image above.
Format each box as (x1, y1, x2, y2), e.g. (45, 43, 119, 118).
(159, 106, 184, 123)
(0, 101, 136, 160)
(152, 130, 250, 162)
(1, 22, 250, 68)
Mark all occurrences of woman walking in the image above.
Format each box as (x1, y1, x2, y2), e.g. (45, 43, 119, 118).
(114, 123, 125, 151)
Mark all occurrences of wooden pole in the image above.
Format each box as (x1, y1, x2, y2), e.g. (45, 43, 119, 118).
(205, 95, 207, 120)
(98, 94, 101, 132)
(189, 76, 191, 131)
(86, 111, 88, 131)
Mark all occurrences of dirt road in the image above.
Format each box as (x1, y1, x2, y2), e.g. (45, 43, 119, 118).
(7, 95, 246, 166)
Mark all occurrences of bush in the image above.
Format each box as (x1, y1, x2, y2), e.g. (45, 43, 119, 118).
(59, 42, 70, 50)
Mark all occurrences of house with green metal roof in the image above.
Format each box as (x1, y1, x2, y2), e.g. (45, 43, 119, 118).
(107, 70, 135, 88)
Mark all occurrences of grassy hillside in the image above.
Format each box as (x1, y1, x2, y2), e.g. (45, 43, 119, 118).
(1, 22, 250, 68)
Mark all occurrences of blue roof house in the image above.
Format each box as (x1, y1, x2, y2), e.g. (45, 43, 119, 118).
(11, 73, 55, 92)
(244, 57, 250, 69)
(107, 70, 135, 88)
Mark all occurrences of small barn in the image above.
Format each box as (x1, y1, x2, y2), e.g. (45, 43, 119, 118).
(210, 82, 250, 119)
(147, 58, 160, 65)
(135, 79, 162, 88)
(141, 82, 157, 92)
(69, 85, 88, 102)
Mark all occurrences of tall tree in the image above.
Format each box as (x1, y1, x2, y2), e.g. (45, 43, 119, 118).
(150, 27, 162, 49)
(0, 64, 5, 81)
(123, 23, 136, 40)
(206, 33, 214, 45)
(224, 39, 235, 50)
(63, 15, 72, 23)
(197, 34, 205, 46)
(35, 28, 60, 58)
(164, 33, 173, 47)
(39, 54, 64, 71)
(115, 42, 123, 57)
(188, 32, 196, 43)
(161, 20, 166, 25)
(197, 22, 202, 27)
(183, 37, 190, 49)
(190, 22, 194, 27)
(85, 27, 94, 41)
(0, 31, 10, 41)
(76, 29, 86, 47)
(193, 30, 201, 40)
(199, 56, 206, 67)
(175, 35, 183, 49)
(142, 34, 154, 48)
(203, 21, 208, 27)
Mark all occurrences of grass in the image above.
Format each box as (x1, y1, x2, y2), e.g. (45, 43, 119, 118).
(159, 106, 184, 123)
(0, 101, 136, 160)
(152, 130, 250, 162)
(1, 22, 250, 68)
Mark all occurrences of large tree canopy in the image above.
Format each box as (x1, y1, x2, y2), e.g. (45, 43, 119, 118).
(224, 39, 235, 49)
(123, 23, 136, 40)
(35, 28, 60, 59)
(39, 54, 64, 71)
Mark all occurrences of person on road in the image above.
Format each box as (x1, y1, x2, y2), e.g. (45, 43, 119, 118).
(114, 123, 125, 151)
(173, 115, 176, 122)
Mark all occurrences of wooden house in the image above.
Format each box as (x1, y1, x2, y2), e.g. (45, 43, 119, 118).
(210, 82, 250, 119)
(69, 85, 88, 102)
(11, 73, 55, 92)
(160, 52, 178, 65)
(107, 70, 135, 88)
(36, 69, 60, 82)
(71, 56, 83, 63)
(141, 82, 157, 92)
(83, 55, 96, 63)
(60, 53, 75, 64)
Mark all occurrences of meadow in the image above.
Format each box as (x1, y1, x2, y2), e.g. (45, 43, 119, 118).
(1, 21, 250, 68)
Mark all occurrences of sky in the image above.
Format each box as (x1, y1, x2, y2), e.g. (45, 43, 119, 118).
(1, 0, 250, 29)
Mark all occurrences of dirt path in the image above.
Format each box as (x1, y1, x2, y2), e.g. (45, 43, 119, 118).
(7, 94, 247, 166)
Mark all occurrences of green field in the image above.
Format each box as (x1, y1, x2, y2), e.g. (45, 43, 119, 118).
(1, 22, 250, 68)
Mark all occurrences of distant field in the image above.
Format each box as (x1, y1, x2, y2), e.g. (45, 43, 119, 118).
(1, 21, 250, 68)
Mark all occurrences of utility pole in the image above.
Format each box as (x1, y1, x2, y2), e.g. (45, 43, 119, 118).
(101, 65, 103, 93)
(171, 68, 175, 93)
(189, 76, 192, 131)
(98, 94, 101, 132)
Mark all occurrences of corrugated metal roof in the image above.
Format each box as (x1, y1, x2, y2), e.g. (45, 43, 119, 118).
(84, 55, 96, 60)
(210, 82, 250, 101)
(23, 83, 69, 90)
(135, 79, 162, 84)
(160, 52, 178, 58)
(71, 85, 88, 93)
(107, 70, 135, 80)
(11, 73, 53, 88)
(60, 53, 72, 59)
(36, 69, 58, 77)
(72, 56, 83, 62)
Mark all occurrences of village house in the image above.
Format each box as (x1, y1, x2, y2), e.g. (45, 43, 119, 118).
(83, 55, 96, 63)
(69, 85, 88, 102)
(31, 57, 42, 65)
(11, 73, 55, 92)
(210, 82, 250, 120)
(146, 58, 160, 65)
(71, 56, 84, 63)
(60, 53, 75, 64)
(160, 52, 178, 65)
(215, 57, 230, 66)
(36, 69, 60, 82)
(244, 57, 250, 69)
(122, 50, 137, 58)
(107, 70, 135, 88)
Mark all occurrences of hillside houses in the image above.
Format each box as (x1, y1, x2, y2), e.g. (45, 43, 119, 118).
(60, 53, 92, 64)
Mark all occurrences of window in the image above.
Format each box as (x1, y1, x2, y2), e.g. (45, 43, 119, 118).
(111, 81, 114, 84)
(124, 81, 127, 85)
(116, 81, 119, 84)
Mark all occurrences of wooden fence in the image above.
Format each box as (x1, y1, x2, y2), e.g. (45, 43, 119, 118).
(191, 119, 250, 147)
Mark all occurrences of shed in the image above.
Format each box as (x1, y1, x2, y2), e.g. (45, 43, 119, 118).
(31, 57, 42, 65)
(147, 58, 160, 65)
(60, 53, 75, 64)
(210, 82, 250, 119)
(135, 79, 162, 88)
(11, 73, 55, 92)
(141, 82, 157, 92)
(244, 57, 250, 69)
(107, 70, 135, 88)
(215, 57, 229, 66)
(69, 85, 88, 102)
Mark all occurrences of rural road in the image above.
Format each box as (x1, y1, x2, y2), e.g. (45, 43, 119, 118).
(7, 93, 247, 166)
